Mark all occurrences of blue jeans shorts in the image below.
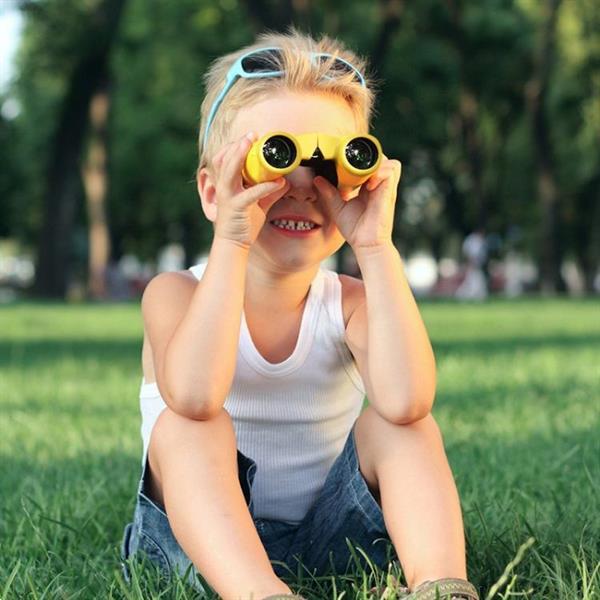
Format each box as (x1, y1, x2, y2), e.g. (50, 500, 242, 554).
(120, 422, 397, 593)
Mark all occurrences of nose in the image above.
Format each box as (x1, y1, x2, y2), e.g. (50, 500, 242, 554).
(284, 166, 317, 203)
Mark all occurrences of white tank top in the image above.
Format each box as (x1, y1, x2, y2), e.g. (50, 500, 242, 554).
(139, 261, 366, 524)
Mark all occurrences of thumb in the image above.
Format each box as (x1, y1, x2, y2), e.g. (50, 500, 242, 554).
(314, 176, 344, 217)
(258, 178, 291, 214)
(238, 178, 288, 208)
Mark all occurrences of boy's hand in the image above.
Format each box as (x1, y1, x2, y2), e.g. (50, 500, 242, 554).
(212, 132, 291, 250)
(313, 157, 402, 250)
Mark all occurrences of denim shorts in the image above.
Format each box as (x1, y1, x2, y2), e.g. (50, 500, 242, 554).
(120, 422, 397, 594)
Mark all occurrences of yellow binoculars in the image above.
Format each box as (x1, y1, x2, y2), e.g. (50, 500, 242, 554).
(243, 131, 382, 189)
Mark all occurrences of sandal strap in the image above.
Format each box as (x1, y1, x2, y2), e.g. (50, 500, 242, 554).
(410, 578, 479, 600)
(262, 596, 306, 600)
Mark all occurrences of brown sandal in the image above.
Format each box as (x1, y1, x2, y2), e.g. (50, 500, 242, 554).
(405, 578, 479, 599)
(261, 595, 306, 600)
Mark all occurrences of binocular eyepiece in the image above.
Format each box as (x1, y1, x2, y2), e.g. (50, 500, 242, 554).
(242, 131, 382, 189)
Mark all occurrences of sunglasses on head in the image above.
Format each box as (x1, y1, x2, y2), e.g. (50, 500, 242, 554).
(202, 47, 366, 149)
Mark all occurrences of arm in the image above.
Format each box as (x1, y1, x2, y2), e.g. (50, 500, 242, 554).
(144, 132, 289, 420)
(142, 237, 250, 420)
(314, 157, 434, 424)
(347, 242, 436, 424)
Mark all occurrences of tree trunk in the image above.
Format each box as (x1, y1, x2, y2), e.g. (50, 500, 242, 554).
(525, 0, 565, 294)
(458, 89, 487, 230)
(32, 0, 126, 299)
(573, 173, 600, 294)
(82, 80, 112, 300)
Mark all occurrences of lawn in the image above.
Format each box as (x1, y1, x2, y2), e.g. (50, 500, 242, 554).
(1, 298, 598, 599)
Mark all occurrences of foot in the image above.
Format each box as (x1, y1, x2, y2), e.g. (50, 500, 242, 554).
(405, 578, 479, 599)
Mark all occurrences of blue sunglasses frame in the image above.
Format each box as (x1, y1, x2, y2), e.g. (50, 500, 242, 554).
(202, 46, 366, 150)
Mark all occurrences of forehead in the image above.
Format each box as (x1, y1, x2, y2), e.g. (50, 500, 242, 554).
(230, 90, 359, 139)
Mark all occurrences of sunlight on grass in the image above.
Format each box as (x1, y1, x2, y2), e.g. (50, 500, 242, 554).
(1, 298, 598, 598)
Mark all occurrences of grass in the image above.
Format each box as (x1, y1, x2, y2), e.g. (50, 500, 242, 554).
(1, 297, 598, 599)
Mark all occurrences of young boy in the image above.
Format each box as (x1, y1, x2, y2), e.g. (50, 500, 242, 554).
(120, 30, 479, 600)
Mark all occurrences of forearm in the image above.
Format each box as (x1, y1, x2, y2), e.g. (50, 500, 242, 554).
(164, 236, 249, 418)
(354, 241, 436, 421)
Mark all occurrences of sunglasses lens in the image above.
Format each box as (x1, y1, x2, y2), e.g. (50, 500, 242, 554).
(241, 49, 281, 73)
(315, 55, 362, 83)
(345, 137, 378, 170)
(262, 135, 297, 169)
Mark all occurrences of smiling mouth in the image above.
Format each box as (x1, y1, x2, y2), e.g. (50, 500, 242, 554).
(269, 219, 320, 231)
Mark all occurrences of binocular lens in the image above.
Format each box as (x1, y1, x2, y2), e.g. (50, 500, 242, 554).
(262, 136, 297, 169)
(345, 137, 378, 170)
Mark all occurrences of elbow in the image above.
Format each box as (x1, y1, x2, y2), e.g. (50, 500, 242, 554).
(169, 398, 224, 421)
(165, 387, 225, 421)
(377, 392, 434, 425)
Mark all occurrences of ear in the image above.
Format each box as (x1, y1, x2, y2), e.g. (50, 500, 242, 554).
(197, 167, 217, 223)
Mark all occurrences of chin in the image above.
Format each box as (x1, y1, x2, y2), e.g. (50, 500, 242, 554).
(275, 251, 318, 271)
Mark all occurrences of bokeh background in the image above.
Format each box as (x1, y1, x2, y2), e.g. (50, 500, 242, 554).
(1, 0, 598, 302)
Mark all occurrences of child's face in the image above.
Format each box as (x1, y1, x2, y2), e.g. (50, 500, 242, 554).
(229, 90, 360, 271)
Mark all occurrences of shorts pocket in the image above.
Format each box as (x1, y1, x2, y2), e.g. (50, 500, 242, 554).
(120, 522, 134, 583)
(137, 529, 171, 575)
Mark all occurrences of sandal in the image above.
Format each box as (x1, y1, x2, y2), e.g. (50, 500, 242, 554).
(262, 595, 306, 600)
(403, 578, 479, 599)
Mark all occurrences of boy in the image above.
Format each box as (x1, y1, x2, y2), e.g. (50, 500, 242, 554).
(120, 30, 479, 600)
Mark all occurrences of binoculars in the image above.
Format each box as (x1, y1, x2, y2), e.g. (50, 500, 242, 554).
(243, 131, 382, 190)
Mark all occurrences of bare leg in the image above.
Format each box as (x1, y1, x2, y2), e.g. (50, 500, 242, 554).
(353, 407, 467, 590)
(147, 407, 292, 600)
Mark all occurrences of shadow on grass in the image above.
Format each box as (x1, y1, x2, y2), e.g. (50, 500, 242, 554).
(432, 333, 600, 357)
(3, 331, 599, 367)
(1, 425, 598, 598)
(1, 339, 142, 373)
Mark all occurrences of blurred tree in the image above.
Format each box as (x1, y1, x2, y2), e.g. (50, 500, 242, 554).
(82, 80, 111, 299)
(524, 0, 565, 293)
(25, 0, 127, 298)
(5, 0, 598, 297)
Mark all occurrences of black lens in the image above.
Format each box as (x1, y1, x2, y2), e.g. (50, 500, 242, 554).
(262, 136, 297, 169)
(345, 137, 378, 170)
(241, 49, 282, 73)
(314, 55, 363, 83)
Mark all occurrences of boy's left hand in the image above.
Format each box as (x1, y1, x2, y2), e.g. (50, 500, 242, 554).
(313, 157, 401, 250)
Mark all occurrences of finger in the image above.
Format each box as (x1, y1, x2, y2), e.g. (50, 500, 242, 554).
(211, 140, 237, 173)
(219, 133, 256, 191)
(257, 179, 291, 213)
(394, 160, 403, 185)
(366, 166, 394, 191)
(340, 186, 360, 201)
(237, 177, 288, 208)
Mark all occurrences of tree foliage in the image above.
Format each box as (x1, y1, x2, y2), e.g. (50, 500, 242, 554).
(2, 0, 599, 295)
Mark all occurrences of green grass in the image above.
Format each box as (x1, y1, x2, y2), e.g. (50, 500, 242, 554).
(1, 298, 598, 599)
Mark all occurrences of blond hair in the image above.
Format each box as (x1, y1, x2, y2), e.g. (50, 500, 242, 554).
(197, 28, 376, 171)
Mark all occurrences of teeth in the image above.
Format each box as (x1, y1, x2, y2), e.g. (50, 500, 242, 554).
(272, 219, 316, 231)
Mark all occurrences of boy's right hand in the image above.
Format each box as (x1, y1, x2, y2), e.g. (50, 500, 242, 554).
(211, 132, 291, 250)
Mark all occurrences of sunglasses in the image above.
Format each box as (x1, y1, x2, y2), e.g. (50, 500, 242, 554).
(202, 46, 366, 149)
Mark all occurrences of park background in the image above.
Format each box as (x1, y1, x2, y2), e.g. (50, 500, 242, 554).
(1, 0, 599, 599)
